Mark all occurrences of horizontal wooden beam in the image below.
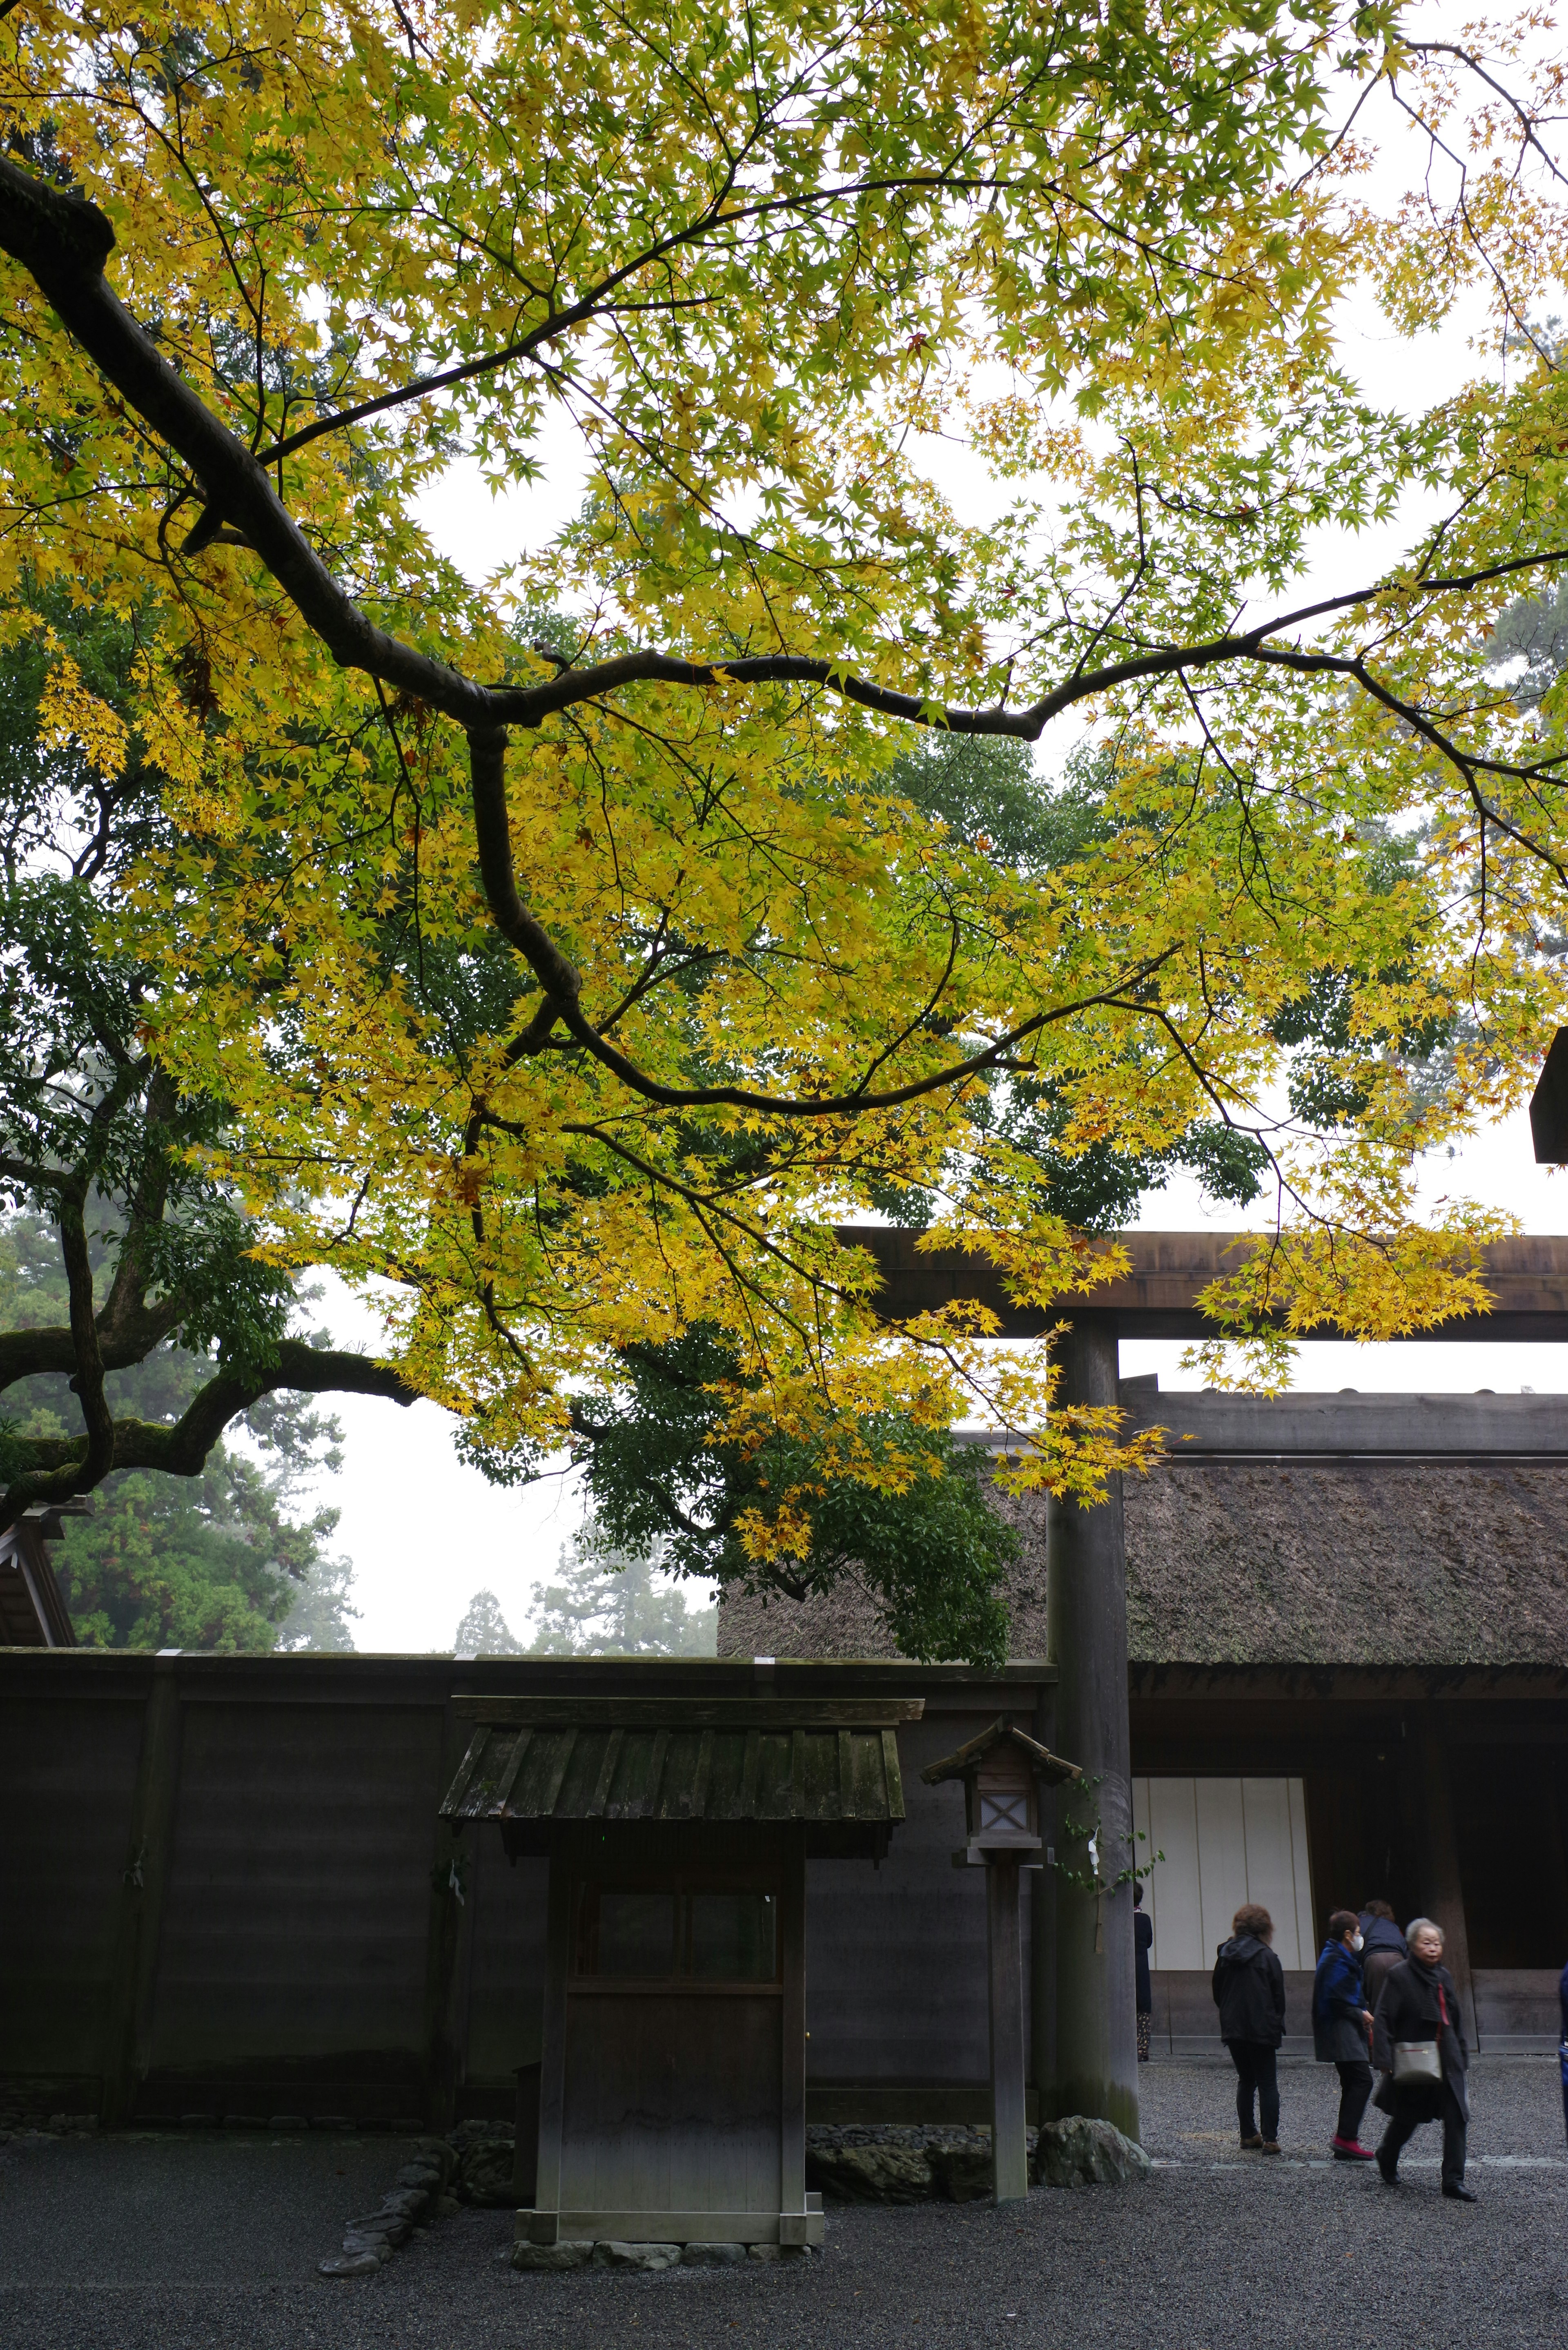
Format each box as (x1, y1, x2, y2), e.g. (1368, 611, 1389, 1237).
(838, 1226, 1568, 1341)
(452, 1696, 925, 1726)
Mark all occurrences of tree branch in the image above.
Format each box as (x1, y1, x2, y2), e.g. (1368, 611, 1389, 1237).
(0, 1341, 419, 1534)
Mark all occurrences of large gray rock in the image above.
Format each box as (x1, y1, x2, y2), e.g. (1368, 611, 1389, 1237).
(682, 2241, 747, 2265)
(805, 2144, 933, 2204)
(416, 2138, 460, 2188)
(1031, 2116, 1151, 2189)
(928, 2140, 994, 2203)
(458, 2138, 519, 2207)
(319, 2251, 383, 2278)
(512, 2240, 593, 2271)
(591, 2241, 684, 2270)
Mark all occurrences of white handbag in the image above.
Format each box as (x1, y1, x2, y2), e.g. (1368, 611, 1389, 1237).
(1392, 2040, 1443, 2085)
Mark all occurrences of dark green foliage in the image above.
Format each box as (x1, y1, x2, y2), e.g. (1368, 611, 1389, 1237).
(567, 1326, 1016, 1668)
(887, 731, 1111, 872)
(2, 1213, 352, 1651)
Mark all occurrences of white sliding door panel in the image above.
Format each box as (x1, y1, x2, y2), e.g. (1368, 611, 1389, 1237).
(1240, 1778, 1299, 1966)
(1194, 1778, 1249, 1965)
(1137, 1777, 1315, 1973)
(1145, 1777, 1202, 1973)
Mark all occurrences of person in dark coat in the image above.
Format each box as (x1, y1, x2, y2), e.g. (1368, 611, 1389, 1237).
(1313, 1908, 1374, 2160)
(1213, 1902, 1287, 2152)
(1558, 1955, 1568, 2147)
(1371, 1917, 1474, 2199)
(1134, 1880, 1154, 2062)
(1359, 1900, 1407, 2011)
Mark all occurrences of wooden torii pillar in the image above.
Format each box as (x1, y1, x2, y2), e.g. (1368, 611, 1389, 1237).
(1045, 1315, 1140, 2142)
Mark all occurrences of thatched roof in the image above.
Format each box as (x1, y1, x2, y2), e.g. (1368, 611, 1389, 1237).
(717, 1460, 1568, 1669)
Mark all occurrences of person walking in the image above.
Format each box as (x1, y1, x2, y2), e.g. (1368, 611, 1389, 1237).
(1359, 1900, 1407, 2011)
(1558, 1951, 1568, 2147)
(1213, 1903, 1287, 2153)
(1135, 1881, 1154, 2062)
(1313, 1908, 1375, 2161)
(1371, 1917, 1474, 2200)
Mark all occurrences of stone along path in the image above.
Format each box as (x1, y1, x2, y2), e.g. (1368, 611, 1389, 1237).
(2, 2059, 1566, 2350)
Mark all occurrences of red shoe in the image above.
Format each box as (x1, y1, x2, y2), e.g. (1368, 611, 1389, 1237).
(1332, 2137, 1376, 2163)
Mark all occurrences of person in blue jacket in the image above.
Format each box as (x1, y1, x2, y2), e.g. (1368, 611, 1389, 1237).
(1314, 1908, 1375, 2160)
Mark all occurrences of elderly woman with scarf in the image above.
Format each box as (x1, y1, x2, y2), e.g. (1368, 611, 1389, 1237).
(1371, 1917, 1475, 2200)
(1313, 1909, 1375, 2160)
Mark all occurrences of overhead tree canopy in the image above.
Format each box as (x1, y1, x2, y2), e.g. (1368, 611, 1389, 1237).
(2, 1, 1568, 1641)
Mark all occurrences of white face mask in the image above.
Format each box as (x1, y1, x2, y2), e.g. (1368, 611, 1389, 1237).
(1351, 1932, 1364, 1951)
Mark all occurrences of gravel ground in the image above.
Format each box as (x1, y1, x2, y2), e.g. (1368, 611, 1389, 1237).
(3, 2059, 1567, 2350)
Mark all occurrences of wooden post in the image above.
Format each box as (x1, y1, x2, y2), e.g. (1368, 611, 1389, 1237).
(422, 1700, 477, 2131)
(529, 1848, 573, 2243)
(1030, 1685, 1058, 2110)
(101, 1654, 184, 2128)
(987, 1857, 1029, 2203)
(778, 1826, 809, 2239)
(1047, 1314, 1140, 2142)
(1410, 1731, 1479, 2046)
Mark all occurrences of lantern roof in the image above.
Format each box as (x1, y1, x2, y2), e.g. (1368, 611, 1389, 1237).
(919, 1715, 1080, 1788)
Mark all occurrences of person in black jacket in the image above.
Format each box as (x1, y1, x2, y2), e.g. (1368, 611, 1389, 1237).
(1359, 1900, 1407, 2011)
(1371, 1917, 1474, 2200)
(1213, 1902, 1287, 2152)
(1134, 1881, 1154, 2062)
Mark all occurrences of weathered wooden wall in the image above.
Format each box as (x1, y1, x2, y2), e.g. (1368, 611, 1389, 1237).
(0, 1651, 1045, 2126)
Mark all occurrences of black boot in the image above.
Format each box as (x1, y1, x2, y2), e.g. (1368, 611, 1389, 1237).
(1442, 2181, 1477, 2203)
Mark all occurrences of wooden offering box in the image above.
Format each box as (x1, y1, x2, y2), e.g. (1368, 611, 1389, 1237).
(442, 1696, 922, 2249)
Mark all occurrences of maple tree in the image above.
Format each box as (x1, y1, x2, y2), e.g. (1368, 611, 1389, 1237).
(3, 1, 1568, 1649)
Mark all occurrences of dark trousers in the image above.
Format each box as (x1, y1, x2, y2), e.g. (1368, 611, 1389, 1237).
(1225, 2040, 1280, 2142)
(1334, 2059, 1372, 2143)
(1379, 2080, 1467, 2186)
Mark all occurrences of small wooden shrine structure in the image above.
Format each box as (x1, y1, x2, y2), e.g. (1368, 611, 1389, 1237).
(0, 1506, 80, 1647)
(442, 1693, 921, 2250)
(922, 1718, 1080, 2201)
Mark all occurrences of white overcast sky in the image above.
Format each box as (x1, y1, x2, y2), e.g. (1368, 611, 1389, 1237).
(317, 8, 1568, 1654)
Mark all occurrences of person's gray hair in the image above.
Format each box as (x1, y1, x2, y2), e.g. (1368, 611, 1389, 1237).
(1406, 1917, 1444, 1949)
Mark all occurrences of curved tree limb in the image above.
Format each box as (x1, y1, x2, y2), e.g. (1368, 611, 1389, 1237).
(0, 1340, 419, 1535)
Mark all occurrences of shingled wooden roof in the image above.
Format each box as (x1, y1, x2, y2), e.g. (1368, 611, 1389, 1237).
(441, 1697, 920, 1826)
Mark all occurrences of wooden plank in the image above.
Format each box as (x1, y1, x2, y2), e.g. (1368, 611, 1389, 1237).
(423, 1700, 478, 2131)
(518, 2210, 823, 2246)
(690, 1728, 714, 1818)
(881, 1728, 906, 1821)
(987, 1859, 1028, 2205)
(452, 1697, 925, 1727)
(438, 1727, 490, 1817)
(779, 1830, 807, 2221)
(588, 1728, 623, 1816)
(789, 1728, 806, 1820)
(491, 1727, 533, 1813)
(100, 1658, 185, 2128)
(534, 1728, 579, 1818)
(641, 1728, 669, 1817)
(739, 1728, 761, 1817)
(837, 1729, 853, 1821)
(534, 1855, 572, 2220)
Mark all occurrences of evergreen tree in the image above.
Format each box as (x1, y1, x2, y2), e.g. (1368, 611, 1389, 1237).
(452, 1587, 523, 1656)
(525, 1522, 717, 1658)
(1, 1213, 355, 1651)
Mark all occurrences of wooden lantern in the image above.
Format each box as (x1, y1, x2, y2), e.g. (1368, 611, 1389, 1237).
(921, 1718, 1080, 2203)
